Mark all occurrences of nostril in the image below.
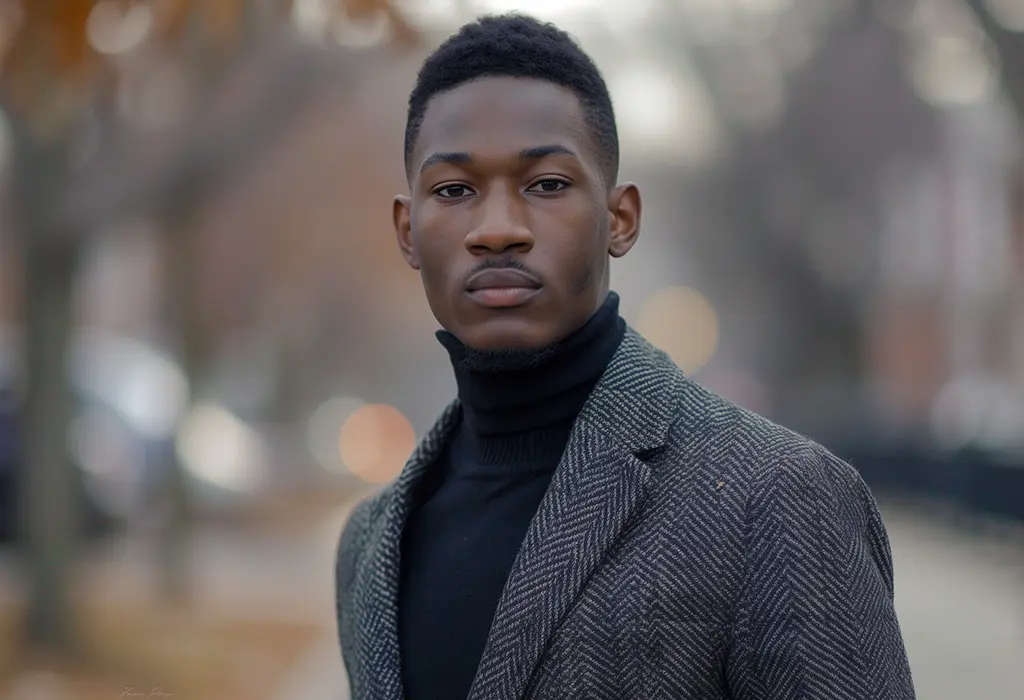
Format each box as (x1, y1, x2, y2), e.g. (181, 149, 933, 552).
(465, 228, 534, 254)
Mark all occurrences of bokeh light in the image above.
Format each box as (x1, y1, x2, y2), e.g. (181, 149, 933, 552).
(307, 396, 365, 473)
(610, 62, 723, 165)
(339, 403, 416, 484)
(69, 407, 146, 520)
(635, 286, 720, 376)
(908, 34, 1000, 107)
(985, 0, 1024, 32)
(176, 402, 268, 493)
(86, 0, 153, 56)
(472, 0, 605, 22)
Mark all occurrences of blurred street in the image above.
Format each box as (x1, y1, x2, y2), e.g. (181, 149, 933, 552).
(885, 502, 1024, 699)
(0, 482, 367, 699)
(6, 489, 1018, 700)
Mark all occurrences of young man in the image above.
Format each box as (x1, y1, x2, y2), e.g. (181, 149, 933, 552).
(336, 14, 915, 700)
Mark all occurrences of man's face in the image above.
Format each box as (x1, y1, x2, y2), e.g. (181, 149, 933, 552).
(394, 76, 641, 350)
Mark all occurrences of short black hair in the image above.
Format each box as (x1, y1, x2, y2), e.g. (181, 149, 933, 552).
(404, 14, 619, 185)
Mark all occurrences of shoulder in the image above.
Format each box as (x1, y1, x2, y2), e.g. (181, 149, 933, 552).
(660, 376, 875, 526)
(653, 377, 892, 587)
(611, 329, 871, 517)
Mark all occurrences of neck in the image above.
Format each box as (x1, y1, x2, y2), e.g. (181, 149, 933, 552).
(436, 292, 625, 438)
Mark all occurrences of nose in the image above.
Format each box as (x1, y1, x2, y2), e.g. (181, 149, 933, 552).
(464, 188, 534, 255)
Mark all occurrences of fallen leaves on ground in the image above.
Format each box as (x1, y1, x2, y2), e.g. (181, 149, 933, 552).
(0, 598, 322, 700)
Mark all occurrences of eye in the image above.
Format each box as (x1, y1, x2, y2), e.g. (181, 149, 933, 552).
(528, 179, 570, 194)
(434, 184, 474, 199)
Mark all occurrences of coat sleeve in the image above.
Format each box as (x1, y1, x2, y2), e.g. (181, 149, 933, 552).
(724, 445, 916, 699)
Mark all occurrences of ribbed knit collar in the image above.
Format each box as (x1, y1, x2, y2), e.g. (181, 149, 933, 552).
(435, 292, 624, 469)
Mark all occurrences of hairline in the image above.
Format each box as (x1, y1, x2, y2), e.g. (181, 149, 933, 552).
(404, 75, 618, 188)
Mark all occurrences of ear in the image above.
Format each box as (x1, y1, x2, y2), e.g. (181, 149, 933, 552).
(393, 195, 419, 270)
(606, 183, 641, 258)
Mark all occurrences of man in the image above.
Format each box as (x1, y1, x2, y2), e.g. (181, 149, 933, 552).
(336, 14, 915, 700)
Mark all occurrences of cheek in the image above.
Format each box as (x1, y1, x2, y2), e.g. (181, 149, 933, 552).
(548, 218, 602, 297)
(563, 204, 606, 264)
(413, 241, 456, 324)
(411, 217, 457, 289)
(414, 242, 446, 287)
(576, 208, 610, 295)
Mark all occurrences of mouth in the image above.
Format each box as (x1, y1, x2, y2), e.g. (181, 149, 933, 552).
(467, 287, 542, 308)
(465, 269, 542, 309)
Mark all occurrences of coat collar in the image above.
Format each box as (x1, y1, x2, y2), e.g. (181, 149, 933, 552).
(350, 328, 682, 700)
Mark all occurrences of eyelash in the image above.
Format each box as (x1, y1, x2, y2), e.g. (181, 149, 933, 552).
(433, 179, 570, 199)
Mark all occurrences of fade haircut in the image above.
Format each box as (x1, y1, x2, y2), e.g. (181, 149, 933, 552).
(404, 14, 619, 185)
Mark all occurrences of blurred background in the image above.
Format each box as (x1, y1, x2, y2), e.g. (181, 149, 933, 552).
(0, 0, 1021, 698)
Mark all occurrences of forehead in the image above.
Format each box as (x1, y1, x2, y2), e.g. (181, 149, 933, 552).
(413, 77, 593, 168)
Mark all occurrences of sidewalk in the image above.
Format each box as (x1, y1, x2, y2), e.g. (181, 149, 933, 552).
(882, 501, 1024, 699)
(274, 629, 351, 700)
(272, 495, 362, 700)
(0, 482, 369, 700)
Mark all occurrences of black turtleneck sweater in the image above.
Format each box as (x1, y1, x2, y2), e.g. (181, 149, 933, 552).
(398, 292, 625, 700)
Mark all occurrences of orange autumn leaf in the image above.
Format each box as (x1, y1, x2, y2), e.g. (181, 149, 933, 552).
(201, 0, 247, 46)
(1, 0, 198, 118)
(1, 0, 102, 120)
(51, 0, 100, 71)
(13, 0, 98, 74)
(0, 0, 418, 120)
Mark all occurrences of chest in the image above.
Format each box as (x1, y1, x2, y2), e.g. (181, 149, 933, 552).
(398, 471, 556, 700)
(520, 491, 739, 699)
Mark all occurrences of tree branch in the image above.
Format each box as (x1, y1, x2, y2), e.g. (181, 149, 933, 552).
(43, 37, 356, 238)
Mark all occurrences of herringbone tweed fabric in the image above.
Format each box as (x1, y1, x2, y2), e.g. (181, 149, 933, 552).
(336, 328, 916, 700)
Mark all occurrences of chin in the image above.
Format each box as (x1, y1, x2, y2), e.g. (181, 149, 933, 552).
(460, 320, 555, 352)
(456, 326, 562, 373)
(464, 332, 550, 352)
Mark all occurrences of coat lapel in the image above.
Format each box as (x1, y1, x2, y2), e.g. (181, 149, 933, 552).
(467, 329, 683, 700)
(352, 400, 461, 700)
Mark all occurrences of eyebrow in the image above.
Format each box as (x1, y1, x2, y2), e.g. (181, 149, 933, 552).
(418, 144, 578, 175)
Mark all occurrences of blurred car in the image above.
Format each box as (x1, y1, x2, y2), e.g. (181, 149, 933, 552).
(0, 327, 269, 543)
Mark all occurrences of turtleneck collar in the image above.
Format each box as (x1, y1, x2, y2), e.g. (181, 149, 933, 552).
(436, 291, 625, 443)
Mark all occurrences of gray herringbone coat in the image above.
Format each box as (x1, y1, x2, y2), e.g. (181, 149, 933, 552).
(335, 329, 916, 699)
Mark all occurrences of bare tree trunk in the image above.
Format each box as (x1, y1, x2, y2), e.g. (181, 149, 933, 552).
(5, 90, 85, 655)
(19, 237, 81, 655)
(156, 204, 205, 605)
(141, 10, 347, 605)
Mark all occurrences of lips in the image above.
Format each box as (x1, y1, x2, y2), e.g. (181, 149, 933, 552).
(464, 268, 542, 309)
(465, 268, 541, 291)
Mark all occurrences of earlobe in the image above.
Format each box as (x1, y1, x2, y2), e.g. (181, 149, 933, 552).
(393, 195, 419, 270)
(607, 183, 641, 258)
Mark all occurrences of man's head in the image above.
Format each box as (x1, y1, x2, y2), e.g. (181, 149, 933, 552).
(394, 14, 641, 351)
